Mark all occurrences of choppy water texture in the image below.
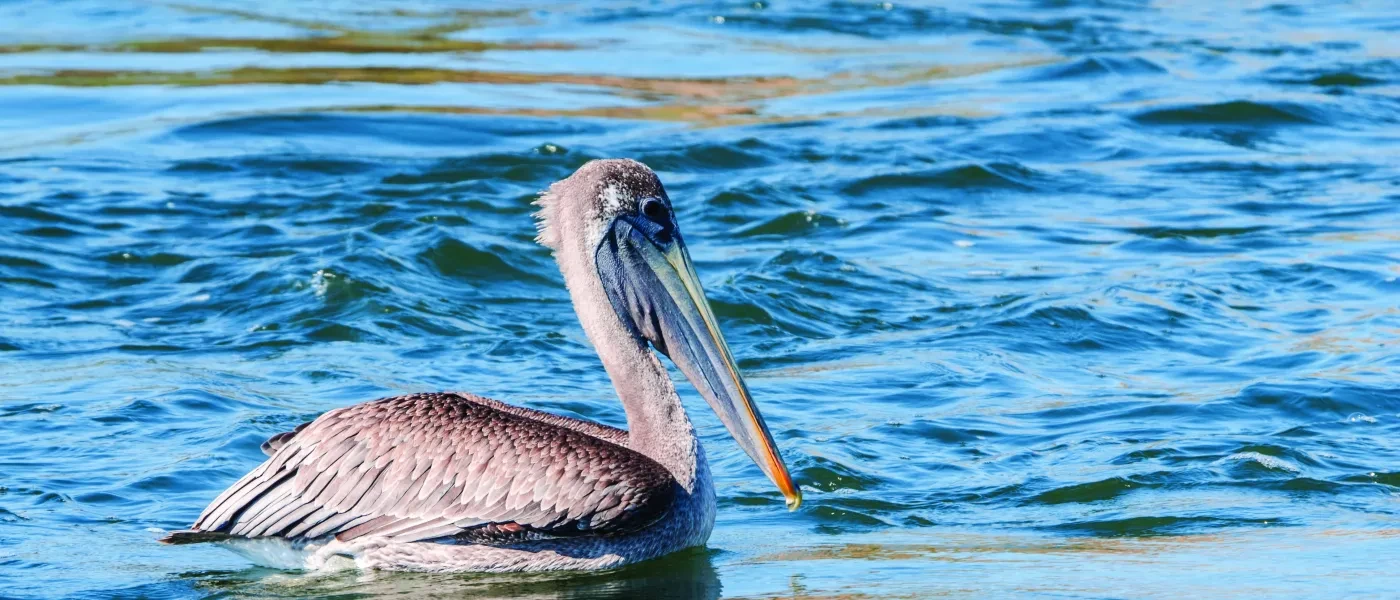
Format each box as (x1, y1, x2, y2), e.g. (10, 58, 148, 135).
(2, 1, 1399, 598)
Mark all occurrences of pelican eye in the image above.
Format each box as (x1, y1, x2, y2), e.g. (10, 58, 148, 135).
(641, 198, 669, 224)
(639, 198, 674, 244)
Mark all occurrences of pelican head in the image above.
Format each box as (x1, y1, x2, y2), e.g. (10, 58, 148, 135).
(535, 159, 801, 510)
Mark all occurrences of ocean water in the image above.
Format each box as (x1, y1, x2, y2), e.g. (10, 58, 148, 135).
(1, 1, 1399, 598)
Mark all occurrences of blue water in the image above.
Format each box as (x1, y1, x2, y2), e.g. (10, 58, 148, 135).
(2, 1, 1399, 598)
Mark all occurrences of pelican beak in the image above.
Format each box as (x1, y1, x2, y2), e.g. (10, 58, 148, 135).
(596, 217, 802, 510)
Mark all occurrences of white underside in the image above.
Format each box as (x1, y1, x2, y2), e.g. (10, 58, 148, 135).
(219, 538, 342, 572)
(216, 535, 669, 573)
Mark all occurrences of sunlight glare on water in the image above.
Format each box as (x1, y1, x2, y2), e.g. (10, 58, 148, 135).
(1, 1, 1398, 598)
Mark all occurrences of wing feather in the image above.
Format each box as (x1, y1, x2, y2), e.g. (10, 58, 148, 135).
(284, 506, 337, 539)
(180, 393, 675, 546)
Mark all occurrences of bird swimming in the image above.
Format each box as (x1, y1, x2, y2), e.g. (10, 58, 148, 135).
(161, 159, 801, 572)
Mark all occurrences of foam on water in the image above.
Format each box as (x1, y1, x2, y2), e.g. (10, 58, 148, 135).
(1222, 452, 1302, 473)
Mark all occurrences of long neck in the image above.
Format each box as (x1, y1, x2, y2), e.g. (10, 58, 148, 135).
(555, 244, 701, 490)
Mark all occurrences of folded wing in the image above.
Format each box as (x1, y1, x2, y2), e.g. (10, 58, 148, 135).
(177, 393, 674, 545)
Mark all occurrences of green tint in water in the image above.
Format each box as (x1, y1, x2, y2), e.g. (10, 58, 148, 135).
(1, 1, 1399, 598)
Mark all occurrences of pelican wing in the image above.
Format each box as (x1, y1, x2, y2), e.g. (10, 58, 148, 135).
(176, 393, 674, 544)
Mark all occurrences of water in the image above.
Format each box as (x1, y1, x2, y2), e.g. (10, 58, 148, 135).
(1, 1, 1398, 597)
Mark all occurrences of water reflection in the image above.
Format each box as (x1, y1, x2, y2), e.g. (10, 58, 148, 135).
(176, 548, 721, 599)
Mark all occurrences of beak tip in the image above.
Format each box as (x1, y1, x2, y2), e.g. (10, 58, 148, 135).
(784, 487, 803, 512)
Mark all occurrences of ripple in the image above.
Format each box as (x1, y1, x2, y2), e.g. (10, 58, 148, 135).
(1124, 225, 1272, 239)
(799, 456, 887, 493)
(1274, 477, 1340, 493)
(733, 210, 845, 238)
(181, 156, 379, 178)
(384, 153, 582, 188)
(99, 252, 193, 267)
(1023, 56, 1168, 81)
(172, 114, 609, 146)
(1225, 383, 1400, 420)
(809, 505, 889, 530)
(0, 205, 88, 226)
(842, 162, 1040, 194)
(0, 254, 49, 269)
(1049, 516, 1275, 538)
(19, 226, 84, 238)
(0, 403, 62, 417)
(417, 238, 546, 284)
(307, 268, 389, 305)
(1304, 72, 1385, 87)
(637, 139, 777, 171)
(1132, 100, 1329, 125)
(305, 322, 377, 343)
(1346, 472, 1400, 488)
(1028, 477, 1146, 505)
(1263, 61, 1395, 88)
(1223, 451, 1302, 474)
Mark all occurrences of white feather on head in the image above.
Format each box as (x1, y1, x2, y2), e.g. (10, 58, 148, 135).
(533, 159, 668, 254)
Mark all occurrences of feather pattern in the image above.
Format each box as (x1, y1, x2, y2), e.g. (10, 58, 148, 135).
(179, 393, 676, 545)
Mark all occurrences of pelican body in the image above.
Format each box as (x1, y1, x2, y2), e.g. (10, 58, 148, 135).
(161, 160, 801, 572)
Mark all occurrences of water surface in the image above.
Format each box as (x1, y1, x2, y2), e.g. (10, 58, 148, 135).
(1, 1, 1399, 598)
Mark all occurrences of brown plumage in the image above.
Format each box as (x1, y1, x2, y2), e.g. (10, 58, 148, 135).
(162, 393, 676, 546)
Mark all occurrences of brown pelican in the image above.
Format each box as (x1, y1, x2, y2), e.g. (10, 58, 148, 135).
(161, 159, 801, 572)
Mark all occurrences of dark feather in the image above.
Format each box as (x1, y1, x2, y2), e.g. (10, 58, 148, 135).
(158, 529, 236, 545)
(260, 421, 311, 456)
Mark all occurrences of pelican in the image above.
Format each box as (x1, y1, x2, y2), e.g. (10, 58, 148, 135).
(161, 159, 801, 572)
